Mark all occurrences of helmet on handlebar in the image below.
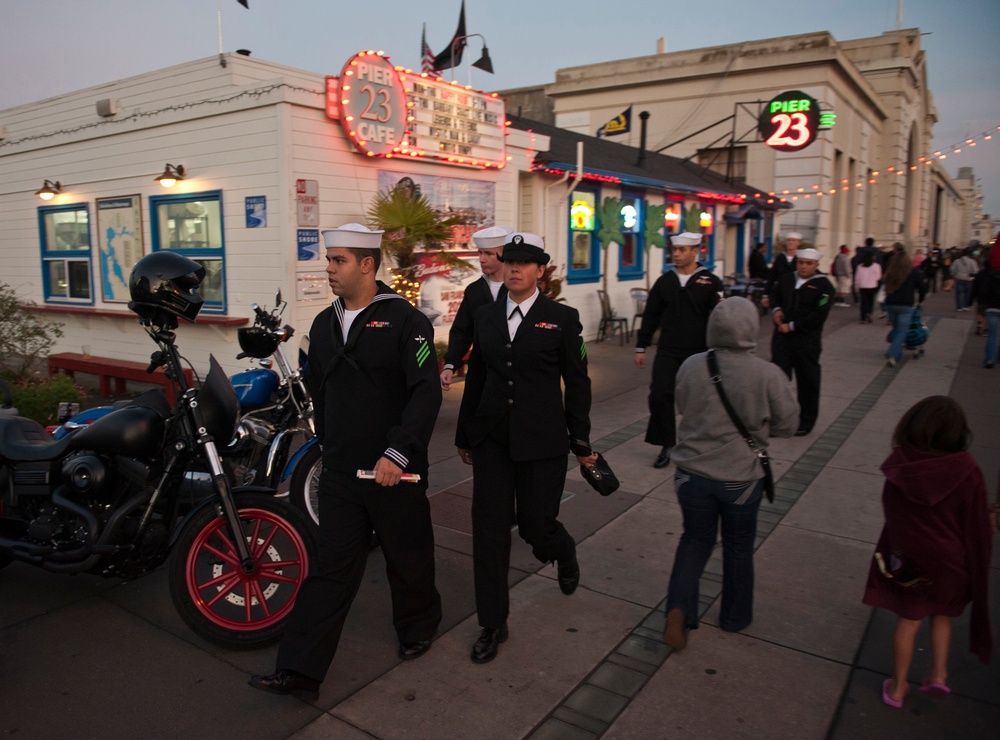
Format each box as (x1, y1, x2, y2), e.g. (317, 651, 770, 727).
(128, 252, 205, 324)
(237, 326, 282, 359)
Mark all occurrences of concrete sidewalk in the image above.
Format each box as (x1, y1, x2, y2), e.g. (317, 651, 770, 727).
(1, 290, 997, 739)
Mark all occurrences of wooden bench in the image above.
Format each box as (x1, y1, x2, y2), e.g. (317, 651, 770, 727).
(48, 352, 194, 405)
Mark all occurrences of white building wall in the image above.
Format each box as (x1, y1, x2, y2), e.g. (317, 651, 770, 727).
(0, 53, 535, 376)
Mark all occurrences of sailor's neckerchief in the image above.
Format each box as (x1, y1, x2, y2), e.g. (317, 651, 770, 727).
(325, 290, 408, 373)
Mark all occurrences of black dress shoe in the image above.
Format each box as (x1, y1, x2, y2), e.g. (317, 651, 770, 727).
(471, 624, 509, 664)
(653, 447, 671, 468)
(248, 669, 320, 698)
(398, 639, 432, 660)
(794, 426, 812, 437)
(557, 555, 580, 595)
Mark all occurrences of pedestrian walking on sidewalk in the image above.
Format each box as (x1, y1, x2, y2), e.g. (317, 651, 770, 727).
(456, 232, 597, 664)
(662, 298, 799, 652)
(833, 245, 853, 306)
(863, 396, 993, 709)
(250, 224, 443, 698)
(882, 247, 927, 367)
(769, 247, 835, 436)
(952, 247, 979, 311)
(635, 232, 723, 468)
(973, 234, 1000, 368)
(440, 226, 512, 390)
(855, 251, 883, 323)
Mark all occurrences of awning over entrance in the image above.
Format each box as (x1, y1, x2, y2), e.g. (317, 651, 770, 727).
(724, 203, 764, 223)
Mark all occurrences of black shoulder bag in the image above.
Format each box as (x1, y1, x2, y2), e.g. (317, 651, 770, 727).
(706, 350, 775, 503)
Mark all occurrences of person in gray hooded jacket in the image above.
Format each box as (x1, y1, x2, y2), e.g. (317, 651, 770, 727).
(662, 297, 799, 652)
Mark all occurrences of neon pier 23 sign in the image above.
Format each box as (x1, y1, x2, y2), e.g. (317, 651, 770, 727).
(758, 91, 823, 152)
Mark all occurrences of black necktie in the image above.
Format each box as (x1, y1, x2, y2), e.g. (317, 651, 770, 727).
(508, 306, 522, 320)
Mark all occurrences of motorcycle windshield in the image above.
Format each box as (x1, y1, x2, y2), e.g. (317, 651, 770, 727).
(199, 355, 241, 444)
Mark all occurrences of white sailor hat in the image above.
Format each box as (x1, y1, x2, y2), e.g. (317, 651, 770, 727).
(670, 232, 702, 247)
(797, 248, 822, 261)
(786, 231, 803, 241)
(472, 226, 513, 250)
(321, 223, 384, 249)
(498, 232, 550, 265)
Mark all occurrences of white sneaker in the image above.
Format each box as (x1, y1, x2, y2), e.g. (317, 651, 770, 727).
(886, 357, 897, 368)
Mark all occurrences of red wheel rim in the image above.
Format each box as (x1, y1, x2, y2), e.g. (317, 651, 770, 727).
(184, 507, 308, 632)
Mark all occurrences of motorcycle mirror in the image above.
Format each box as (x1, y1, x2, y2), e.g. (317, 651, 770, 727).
(275, 289, 282, 308)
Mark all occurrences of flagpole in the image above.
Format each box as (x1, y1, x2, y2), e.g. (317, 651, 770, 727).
(217, 0, 226, 67)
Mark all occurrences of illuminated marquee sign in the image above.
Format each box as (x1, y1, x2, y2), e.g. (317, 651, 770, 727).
(337, 51, 410, 158)
(758, 90, 821, 152)
(404, 76, 506, 167)
(329, 52, 505, 168)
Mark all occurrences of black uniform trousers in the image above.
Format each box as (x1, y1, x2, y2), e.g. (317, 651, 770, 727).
(471, 419, 575, 629)
(645, 347, 699, 448)
(276, 467, 441, 681)
(771, 332, 822, 431)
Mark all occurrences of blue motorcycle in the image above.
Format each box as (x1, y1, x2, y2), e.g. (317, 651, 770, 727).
(53, 293, 323, 531)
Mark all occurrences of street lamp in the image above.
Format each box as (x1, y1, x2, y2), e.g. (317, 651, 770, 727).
(449, 33, 493, 82)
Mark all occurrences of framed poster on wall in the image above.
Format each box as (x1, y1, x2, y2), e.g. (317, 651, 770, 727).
(96, 195, 143, 303)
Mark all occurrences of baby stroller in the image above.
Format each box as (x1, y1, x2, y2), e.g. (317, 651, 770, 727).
(904, 305, 929, 359)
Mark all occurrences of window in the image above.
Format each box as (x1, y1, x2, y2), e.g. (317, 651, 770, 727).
(662, 199, 683, 271)
(617, 193, 644, 281)
(150, 191, 226, 312)
(567, 188, 600, 284)
(696, 146, 747, 184)
(39, 203, 93, 303)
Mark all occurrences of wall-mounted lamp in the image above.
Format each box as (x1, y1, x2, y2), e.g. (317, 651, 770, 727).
(449, 34, 494, 79)
(35, 180, 62, 201)
(154, 164, 186, 188)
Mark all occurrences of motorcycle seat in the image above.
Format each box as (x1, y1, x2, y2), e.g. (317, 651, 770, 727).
(0, 416, 76, 462)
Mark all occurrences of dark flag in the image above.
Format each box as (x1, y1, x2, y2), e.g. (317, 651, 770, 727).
(432, 0, 467, 72)
(237, 0, 249, 7)
(597, 106, 632, 137)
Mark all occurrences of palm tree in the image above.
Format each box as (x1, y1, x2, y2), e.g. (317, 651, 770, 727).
(596, 196, 625, 293)
(644, 201, 667, 289)
(367, 185, 466, 305)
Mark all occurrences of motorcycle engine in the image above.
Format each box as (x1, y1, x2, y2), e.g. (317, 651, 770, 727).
(225, 417, 276, 486)
(62, 454, 111, 498)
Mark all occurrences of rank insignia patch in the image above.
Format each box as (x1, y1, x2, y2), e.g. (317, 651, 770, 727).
(415, 338, 431, 368)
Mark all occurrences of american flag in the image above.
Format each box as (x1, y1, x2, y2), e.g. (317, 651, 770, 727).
(421, 24, 435, 74)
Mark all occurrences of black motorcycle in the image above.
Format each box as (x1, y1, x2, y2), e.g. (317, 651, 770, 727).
(0, 253, 316, 648)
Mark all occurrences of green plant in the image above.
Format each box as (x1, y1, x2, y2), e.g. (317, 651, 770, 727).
(0, 282, 65, 383)
(540, 264, 566, 302)
(596, 197, 625, 292)
(644, 201, 667, 289)
(367, 186, 469, 304)
(1, 372, 83, 425)
(434, 340, 449, 362)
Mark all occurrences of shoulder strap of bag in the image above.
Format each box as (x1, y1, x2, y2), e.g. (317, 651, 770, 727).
(706, 349, 774, 502)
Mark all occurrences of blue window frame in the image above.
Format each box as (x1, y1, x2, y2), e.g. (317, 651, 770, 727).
(567, 186, 600, 284)
(699, 203, 717, 270)
(39, 203, 94, 304)
(617, 192, 644, 282)
(150, 190, 226, 313)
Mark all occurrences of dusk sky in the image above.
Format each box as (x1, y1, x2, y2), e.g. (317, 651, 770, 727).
(3, 0, 998, 222)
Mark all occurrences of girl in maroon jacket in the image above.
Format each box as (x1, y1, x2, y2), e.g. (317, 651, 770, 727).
(863, 396, 993, 708)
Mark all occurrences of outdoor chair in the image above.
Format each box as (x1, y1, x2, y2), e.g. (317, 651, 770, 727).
(596, 289, 630, 345)
(629, 287, 648, 333)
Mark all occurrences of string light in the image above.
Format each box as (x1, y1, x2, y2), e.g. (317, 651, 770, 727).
(768, 123, 998, 198)
(389, 273, 421, 306)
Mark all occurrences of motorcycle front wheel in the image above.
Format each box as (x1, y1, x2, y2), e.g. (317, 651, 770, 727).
(288, 443, 322, 530)
(169, 492, 315, 649)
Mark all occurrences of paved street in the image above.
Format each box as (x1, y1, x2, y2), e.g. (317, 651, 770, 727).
(2, 289, 998, 739)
